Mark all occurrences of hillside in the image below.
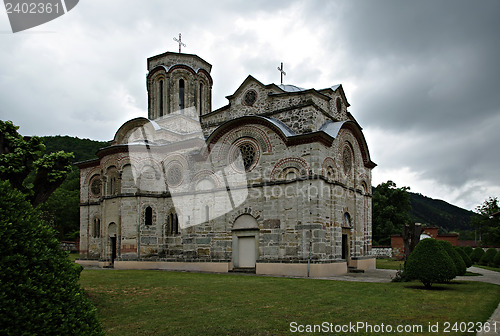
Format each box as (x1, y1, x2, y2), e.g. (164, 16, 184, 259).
(41, 135, 110, 163)
(408, 192, 474, 233)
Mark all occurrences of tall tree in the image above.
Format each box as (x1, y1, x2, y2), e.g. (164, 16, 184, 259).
(372, 180, 412, 245)
(0, 120, 74, 207)
(471, 197, 500, 246)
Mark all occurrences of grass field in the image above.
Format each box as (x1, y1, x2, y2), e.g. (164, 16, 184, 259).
(375, 258, 404, 270)
(80, 270, 500, 336)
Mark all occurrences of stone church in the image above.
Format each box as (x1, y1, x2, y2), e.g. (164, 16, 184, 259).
(77, 51, 376, 276)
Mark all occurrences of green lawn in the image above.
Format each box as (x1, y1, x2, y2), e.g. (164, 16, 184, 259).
(376, 258, 404, 270)
(80, 270, 500, 336)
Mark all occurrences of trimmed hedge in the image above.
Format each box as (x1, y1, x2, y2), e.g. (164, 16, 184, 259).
(479, 248, 498, 266)
(494, 250, 500, 267)
(455, 246, 472, 268)
(438, 241, 466, 276)
(405, 238, 456, 288)
(470, 247, 485, 263)
(0, 180, 103, 335)
(463, 246, 473, 257)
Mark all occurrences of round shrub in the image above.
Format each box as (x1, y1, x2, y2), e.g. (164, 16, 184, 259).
(455, 246, 472, 268)
(438, 241, 466, 276)
(479, 248, 498, 266)
(470, 247, 485, 264)
(463, 246, 473, 257)
(494, 250, 500, 267)
(405, 238, 456, 288)
(0, 181, 103, 335)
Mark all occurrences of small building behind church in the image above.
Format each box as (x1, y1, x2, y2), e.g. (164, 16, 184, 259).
(77, 51, 376, 276)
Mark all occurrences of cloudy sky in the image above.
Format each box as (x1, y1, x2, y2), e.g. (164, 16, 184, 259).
(1, 0, 499, 211)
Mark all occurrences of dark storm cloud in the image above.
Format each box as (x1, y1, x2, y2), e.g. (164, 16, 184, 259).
(1, 0, 498, 209)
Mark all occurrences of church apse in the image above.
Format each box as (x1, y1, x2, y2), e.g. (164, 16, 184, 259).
(76, 51, 376, 276)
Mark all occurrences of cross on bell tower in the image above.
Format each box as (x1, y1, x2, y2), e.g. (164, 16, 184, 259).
(277, 62, 286, 85)
(173, 33, 186, 53)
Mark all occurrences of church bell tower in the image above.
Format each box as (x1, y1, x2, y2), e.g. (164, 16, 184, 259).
(146, 52, 213, 120)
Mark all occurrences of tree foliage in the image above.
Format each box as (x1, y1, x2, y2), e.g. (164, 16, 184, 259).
(405, 238, 456, 288)
(0, 180, 103, 335)
(455, 246, 472, 268)
(479, 248, 498, 267)
(438, 240, 465, 276)
(470, 247, 485, 263)
(372, 180, 412, 245)
(0, 120, 74, 207)
(471, 197, 500, 247)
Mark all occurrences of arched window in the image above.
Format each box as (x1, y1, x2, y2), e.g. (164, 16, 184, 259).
(93, 218, 101, 238)
(343, 212, 351, 228)
(179, 79, 185, 110)
(109, 177, 117, 195)
(199, 83, 203, 115)
(159, 80, 164, 117)
(336, 97, 342, 113)
(167, 212, 179, 235)
(145, 206, 153, 226)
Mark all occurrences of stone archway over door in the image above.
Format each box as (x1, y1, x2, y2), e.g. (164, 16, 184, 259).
(232, 215, 259, 269)
(108, 223, 118, 264)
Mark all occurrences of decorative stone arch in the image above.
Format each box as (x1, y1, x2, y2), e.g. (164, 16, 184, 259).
(91, 216, 101, 238)
(89, 174, 102, 199)
(321, 157, 339, 182)
(140, 203, 157, 228)
(227, 137, 261, 173)
(210, 125, 273, 165)
(137, 163, 163, 193)
(191, 170, 222, 189)
(120, 164, 137, 193)
(341, 141, 355, 177)
(232, 214, 259, 269)
(270, 157, 310, 181)
(147, 68, 168, 119)
(165, 208, 180, 235)
(105, 166, 120, 196)
(163, 153, 189, 189)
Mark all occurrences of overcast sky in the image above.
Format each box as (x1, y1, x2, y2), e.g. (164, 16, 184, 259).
(1, 0, 499, 211)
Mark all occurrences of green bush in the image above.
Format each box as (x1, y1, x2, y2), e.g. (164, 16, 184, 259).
(455, 246, 472, 268)
(438, 241, 466, 276)
(405, 238, 456, 288)
(470, 247, 485, 263)
(494, 251, 500, 267)
(463, 246, 473, 257)
(479, 248, 498, 266)
(0, 180, 103, 335)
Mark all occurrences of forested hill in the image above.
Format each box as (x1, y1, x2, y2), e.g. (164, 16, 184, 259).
(41, 135, 110, 162)
(408, 192, 474, 232)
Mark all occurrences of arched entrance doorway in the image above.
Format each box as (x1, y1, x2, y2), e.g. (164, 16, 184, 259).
(108, 222, 118, 265)
(232, 215, 259, 270)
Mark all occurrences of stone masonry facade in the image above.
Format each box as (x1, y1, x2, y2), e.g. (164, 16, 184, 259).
(77, 52, 376, 276)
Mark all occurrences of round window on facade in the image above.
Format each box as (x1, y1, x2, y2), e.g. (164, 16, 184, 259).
(166, 162, 184, 187)
(230, 139, 259, 172)
(243, 90, 257, 106)
(90, 177, 102, 197)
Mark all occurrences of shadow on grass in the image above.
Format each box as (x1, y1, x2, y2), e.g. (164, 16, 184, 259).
(404, 284, 455, 291)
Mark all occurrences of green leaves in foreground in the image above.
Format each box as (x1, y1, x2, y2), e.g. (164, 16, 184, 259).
(405, 238, 456, 288)
(0, 180, 103, 335)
